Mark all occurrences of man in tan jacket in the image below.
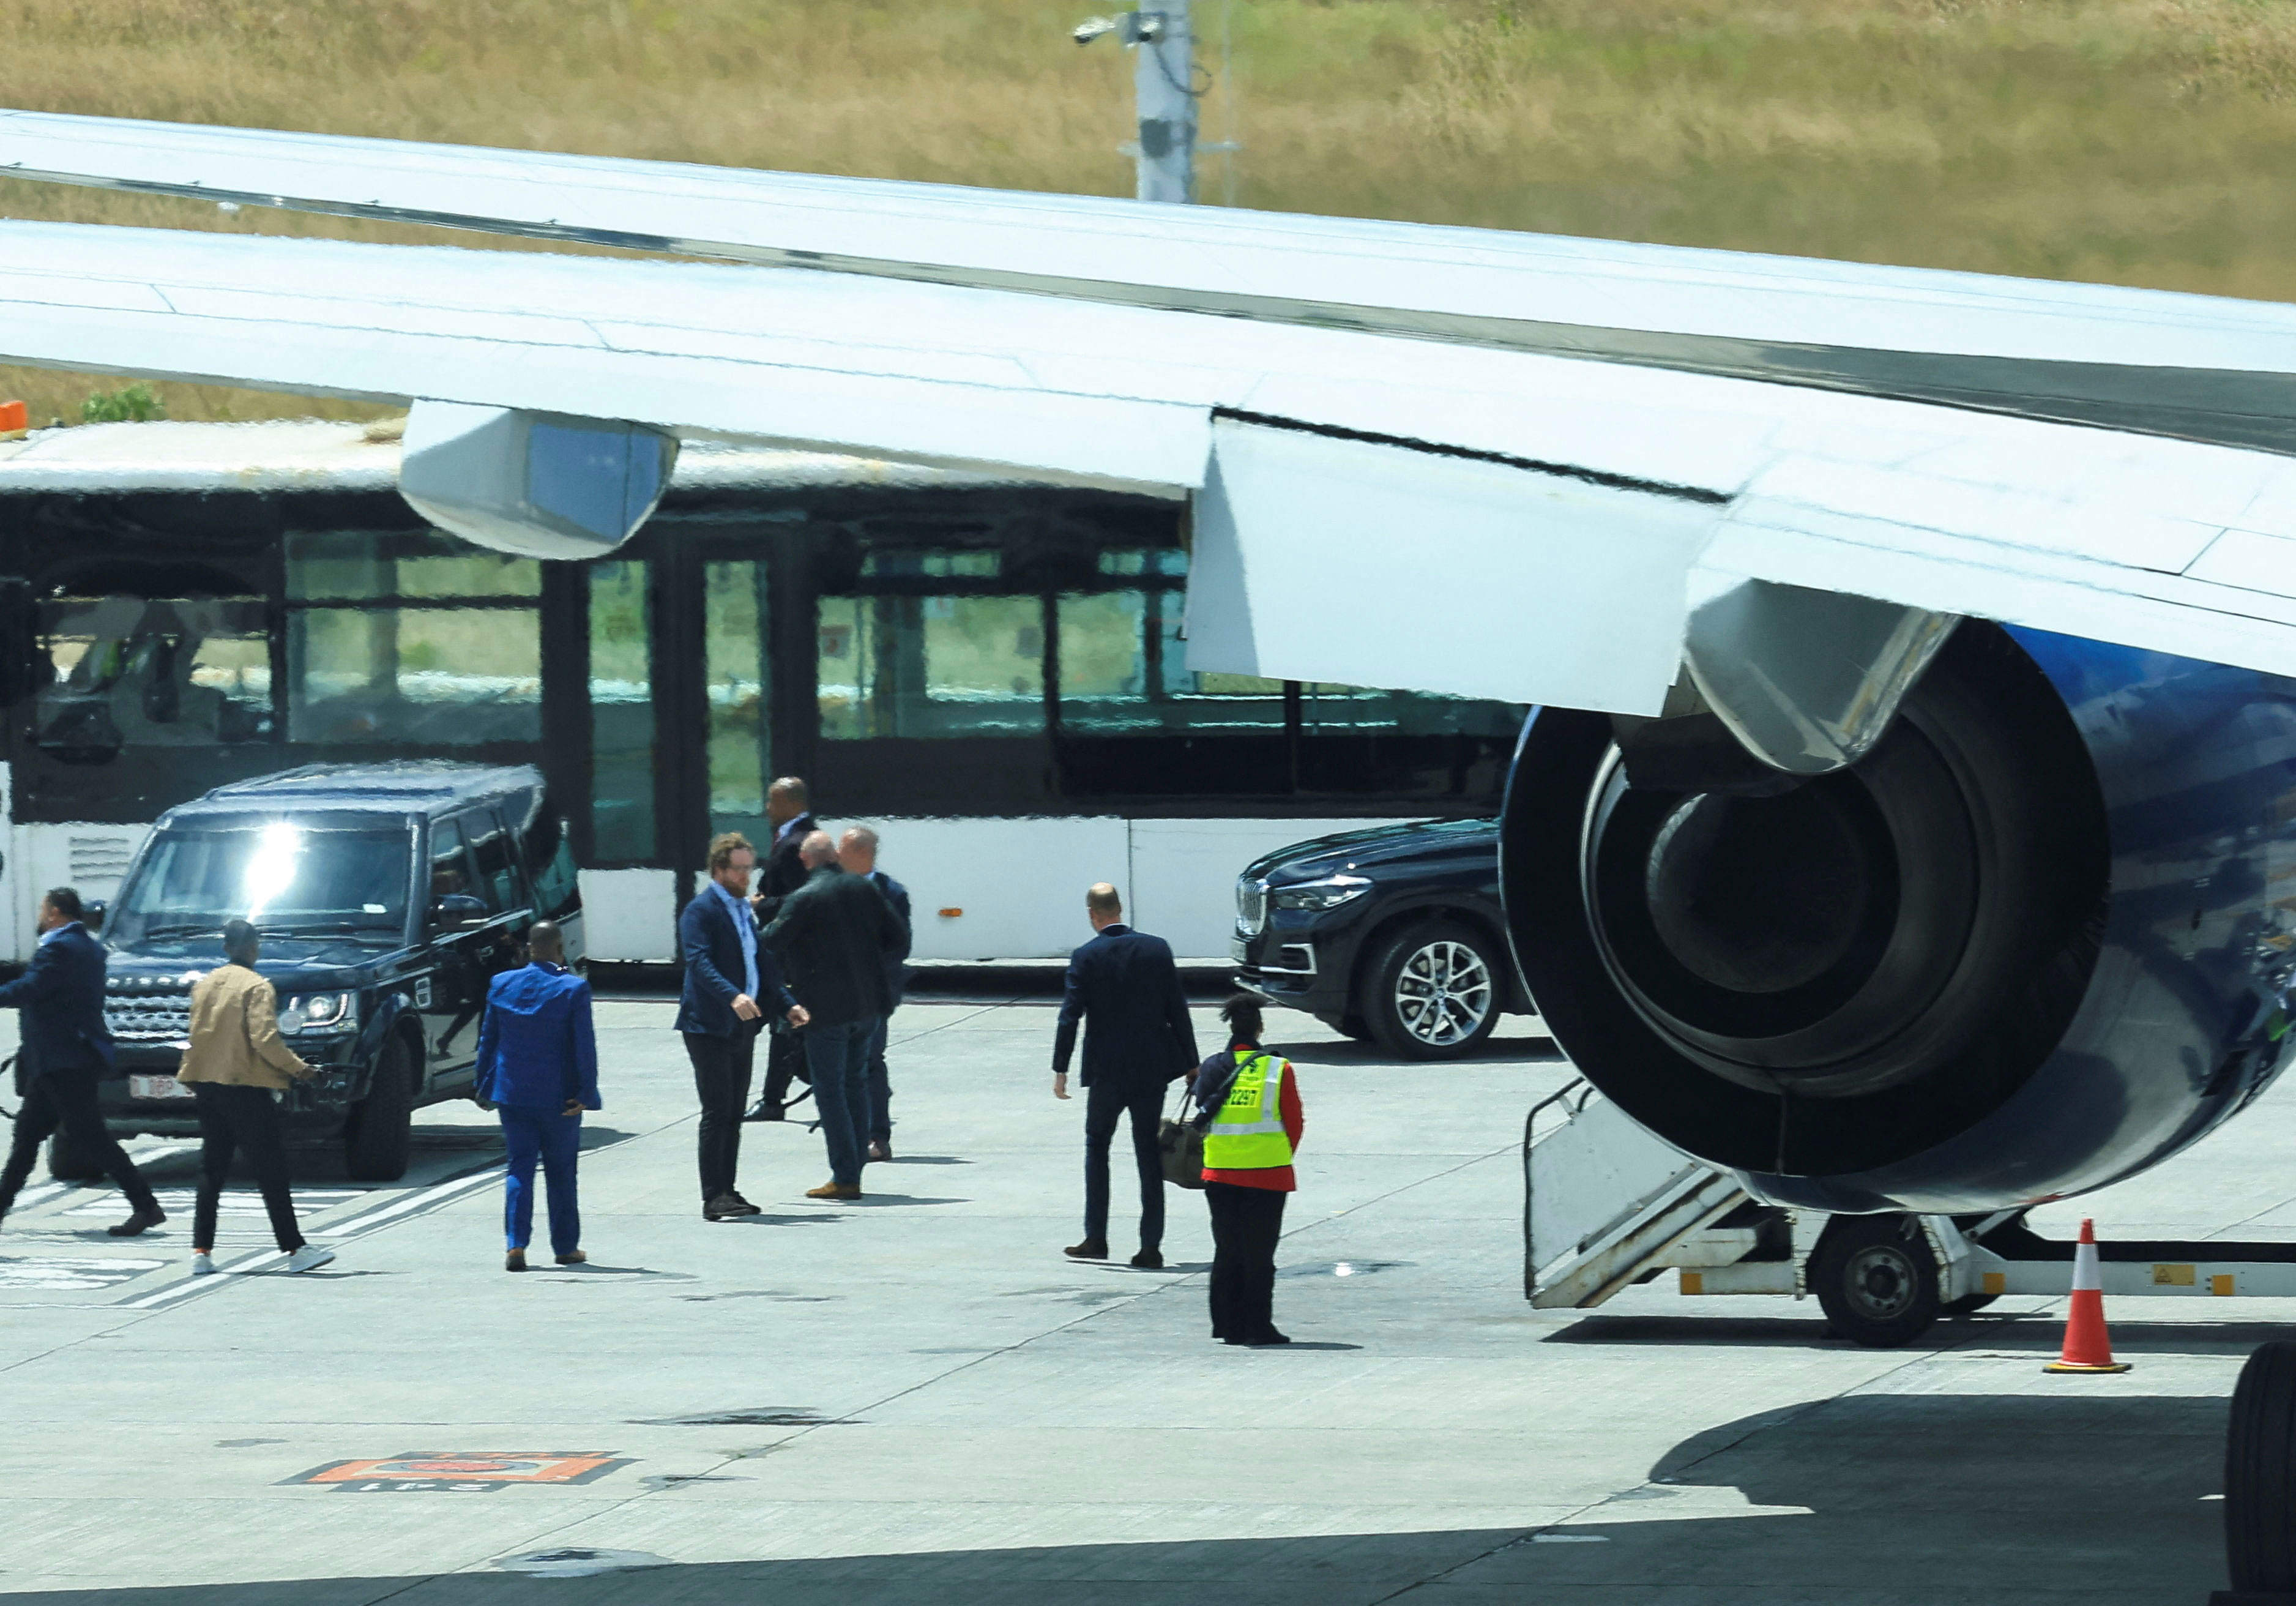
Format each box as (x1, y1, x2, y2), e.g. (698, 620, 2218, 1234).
(176, 919, 334, 1276)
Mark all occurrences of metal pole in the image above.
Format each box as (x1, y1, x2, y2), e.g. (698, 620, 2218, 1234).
(1133, 2, 1195, 203)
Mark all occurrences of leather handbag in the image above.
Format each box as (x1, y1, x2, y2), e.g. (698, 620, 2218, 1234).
(1157, 1082, 1208, 1190)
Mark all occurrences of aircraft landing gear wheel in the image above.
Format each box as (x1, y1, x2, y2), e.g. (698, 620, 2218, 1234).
(1810, 1214, 1940, 1348)
(2226, 1342, 2296, 1592)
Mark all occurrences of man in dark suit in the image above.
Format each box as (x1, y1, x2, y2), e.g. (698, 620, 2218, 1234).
(838, 826, 911, 1161)
(1052, 883, 1198, 1270)
(761, 831, 907, 1201)
(747, 775, 819, 1122)
(678, 834, 808, 1222)
(0, 887, 163, 1235)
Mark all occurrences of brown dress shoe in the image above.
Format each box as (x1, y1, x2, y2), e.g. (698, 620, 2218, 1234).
(1065, 1239, 1109, 1260)
(554, 1250, 587, 1266)
(505, 1249, 528, 1272)
(107, 1206, 166, 1238)
(805, 1181, 862, 1200)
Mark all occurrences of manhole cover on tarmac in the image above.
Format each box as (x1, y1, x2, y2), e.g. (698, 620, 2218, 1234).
(494, 1549, 670, 1578)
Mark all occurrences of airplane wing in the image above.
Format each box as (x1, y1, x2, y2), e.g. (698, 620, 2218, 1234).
(10, 111, 2296, 744)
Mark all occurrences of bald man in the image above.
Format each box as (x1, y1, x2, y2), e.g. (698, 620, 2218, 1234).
(762, 831, 907, 1200)
(747, 775, 820, 1121)
(1051, 884, 1198, 1269)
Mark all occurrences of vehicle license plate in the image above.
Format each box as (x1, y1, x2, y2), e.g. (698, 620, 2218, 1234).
(128, 1074, 193, 1102)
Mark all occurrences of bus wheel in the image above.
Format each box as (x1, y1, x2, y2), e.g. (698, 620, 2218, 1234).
(1810, 1214, 1940, 1348)
(345, 1036, 414, 1182)
(2226, 1342, 2296, 1591)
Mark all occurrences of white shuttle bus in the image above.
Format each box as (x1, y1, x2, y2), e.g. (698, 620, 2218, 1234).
(0, 420, 1523, 963)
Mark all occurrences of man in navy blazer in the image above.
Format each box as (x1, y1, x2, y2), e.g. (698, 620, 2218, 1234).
(1051, 883, 1198, 1269)
(0, 887, 163, 1236)
(475, 921, 599, 1272)
(678, 833, 807, 1221)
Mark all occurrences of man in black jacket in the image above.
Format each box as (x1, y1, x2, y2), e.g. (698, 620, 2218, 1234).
(0, 887, 163, 1236)
(1052, 883, 1198, 1269)
(762, 832, 907, 1201)
(838, 826, 911, 1161)
(747, 775, 820, 1122)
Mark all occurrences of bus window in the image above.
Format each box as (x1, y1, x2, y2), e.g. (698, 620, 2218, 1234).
(285, 531, 543, 749)
(819, 591, 1046, 740)
(36, 595, 271, 761)
(1056, 589, 1286, 734)
(588, 559, 655, 862)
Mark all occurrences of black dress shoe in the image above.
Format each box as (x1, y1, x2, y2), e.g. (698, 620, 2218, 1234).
(723, 1192, 764, 1216)
(1064, 1239, 1109, 1260)
(1248, 1330, 1292, 1346)
(742, 1100, 786, 1123)
(1130, 1248, 1165, 1270)
(108, 1206, 166, 1238)
(703, 1194, 748, 1221)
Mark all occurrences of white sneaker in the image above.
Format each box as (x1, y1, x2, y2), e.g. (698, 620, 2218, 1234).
(190, 1253, 215, 1277)
(285, 1244, 335, 1274)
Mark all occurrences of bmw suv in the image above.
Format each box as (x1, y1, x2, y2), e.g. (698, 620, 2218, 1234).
(1231, 819, 1531, 1059)
(75, 762, 581, 1183)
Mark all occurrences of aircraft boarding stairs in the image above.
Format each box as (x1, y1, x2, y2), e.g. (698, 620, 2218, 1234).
(1524, 1078, 2296, 1348)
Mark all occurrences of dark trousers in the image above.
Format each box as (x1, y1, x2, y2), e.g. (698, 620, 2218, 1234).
(865, 1014, 893, 1145)
(803, 1017, 878, 1187)
(684, 1027, 758, 1201)
(190, 1083, 303, 1253)
(0, 1067, 158, 1218)
(1084, 1080, 1165, 1251)
(760, 1025, 807, 1109)
(500, 1104, 581, 1255)
(1206, 1181, 1288, 1341)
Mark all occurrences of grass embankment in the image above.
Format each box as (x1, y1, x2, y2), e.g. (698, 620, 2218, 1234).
(8, 0, 2296, 421)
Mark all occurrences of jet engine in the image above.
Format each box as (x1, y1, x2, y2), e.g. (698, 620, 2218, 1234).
(1502, 621, 2296, 1213)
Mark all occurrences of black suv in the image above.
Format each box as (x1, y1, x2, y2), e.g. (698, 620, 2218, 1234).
(1231, 819, 1529, 1059)
(77, 762, 581, 1182)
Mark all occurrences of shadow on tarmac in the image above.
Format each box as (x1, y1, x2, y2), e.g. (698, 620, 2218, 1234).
(1267, 1033, 1562, 1068)
(18, 1394, 2227, 1604)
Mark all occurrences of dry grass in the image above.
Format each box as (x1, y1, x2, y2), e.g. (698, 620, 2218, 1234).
(10, 0, 2296, 420)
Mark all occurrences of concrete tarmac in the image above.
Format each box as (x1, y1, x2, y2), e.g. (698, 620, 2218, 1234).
(0, 996, 2264, 1602)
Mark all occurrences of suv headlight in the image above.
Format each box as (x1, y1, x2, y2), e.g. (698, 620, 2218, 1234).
(278, 992, 358, 1035)
(1270, 874, 1371, 912)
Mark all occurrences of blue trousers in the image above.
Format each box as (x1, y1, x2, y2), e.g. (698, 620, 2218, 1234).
(803, 1017, 879, 1187)
(501, 1104, 581, 1254)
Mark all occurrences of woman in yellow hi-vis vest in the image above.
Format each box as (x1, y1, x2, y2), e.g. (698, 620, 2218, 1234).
(1193, 995, 1306, 1346)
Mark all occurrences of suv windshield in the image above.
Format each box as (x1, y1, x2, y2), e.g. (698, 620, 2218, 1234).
(109, 821, 412, 948)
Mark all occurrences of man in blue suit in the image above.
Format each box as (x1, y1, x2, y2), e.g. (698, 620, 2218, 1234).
(1051, 883, 1198, 1269)
(678, 832, 807, 1221)
(0, 887, 163, 1236)
(475, 921, 598, 1272)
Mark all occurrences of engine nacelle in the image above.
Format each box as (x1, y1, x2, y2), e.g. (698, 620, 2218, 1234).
(1502, 621, 2296, 1213)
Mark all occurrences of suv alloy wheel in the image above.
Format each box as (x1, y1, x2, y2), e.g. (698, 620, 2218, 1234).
(1362, 919, 1503, 1059)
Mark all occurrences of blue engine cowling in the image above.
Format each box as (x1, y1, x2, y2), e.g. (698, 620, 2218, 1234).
(1501, 619, 2296, 1213)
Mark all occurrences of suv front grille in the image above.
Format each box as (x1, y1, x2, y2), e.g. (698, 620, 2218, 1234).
(106, 996, 191, 1044)
(1236, 876, 1267, 937)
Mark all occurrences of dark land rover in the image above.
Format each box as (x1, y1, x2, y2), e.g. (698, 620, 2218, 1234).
(68, 762, 581, 1183)
(1231, 818, 1532, 1059)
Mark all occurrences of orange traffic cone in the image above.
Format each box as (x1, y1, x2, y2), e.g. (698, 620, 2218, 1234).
(2044, 1217, 2131, 1374)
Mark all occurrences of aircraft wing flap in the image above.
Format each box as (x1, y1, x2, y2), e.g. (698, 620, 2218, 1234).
(1707, 497, 2296, 681)
(1745, 454, 2229, 574)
